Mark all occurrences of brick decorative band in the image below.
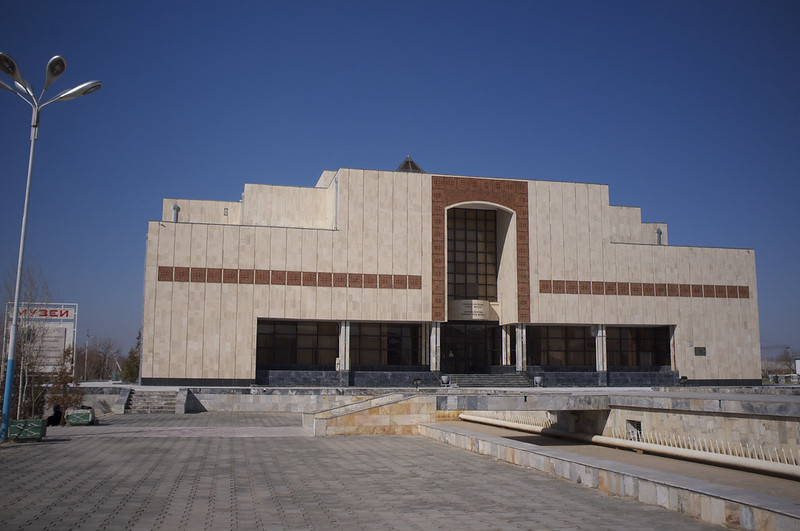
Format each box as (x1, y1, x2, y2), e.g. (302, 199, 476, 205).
(157, 266, 421, 290)
(538, 280, 750, 299)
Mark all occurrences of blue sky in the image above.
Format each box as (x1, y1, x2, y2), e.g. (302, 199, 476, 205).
(1, 1, 798, 356)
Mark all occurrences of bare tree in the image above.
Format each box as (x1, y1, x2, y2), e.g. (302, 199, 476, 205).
(48, 346, 84, 411)
(77, 338, 122, 381)
(1, 263, 55, 418)
(775, 350, 797, 374)
(95, 338, 120, 381)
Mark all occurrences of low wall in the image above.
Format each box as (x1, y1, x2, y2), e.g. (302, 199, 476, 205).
(420, 423, 799, 531)
(74, 386, 129, 415)
(606, 394, 800, 456)
(184, 388, 379, 413)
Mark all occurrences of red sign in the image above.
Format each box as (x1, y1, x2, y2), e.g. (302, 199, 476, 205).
(17, 308, 74, 319)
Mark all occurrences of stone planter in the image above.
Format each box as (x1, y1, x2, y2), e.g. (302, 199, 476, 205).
(65, 408, 96, 425)
(8, 419, 47, 441)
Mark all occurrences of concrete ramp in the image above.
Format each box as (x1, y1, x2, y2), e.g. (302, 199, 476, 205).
(304, 393, 437, 436)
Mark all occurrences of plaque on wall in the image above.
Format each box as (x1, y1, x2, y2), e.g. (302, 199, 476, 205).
(448, 299, 499, 321)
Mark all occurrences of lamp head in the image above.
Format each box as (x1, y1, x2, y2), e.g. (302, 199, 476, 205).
(44, 56, 66, 91)
(0, 52, 24, 85)
(52, 80, 102, 102)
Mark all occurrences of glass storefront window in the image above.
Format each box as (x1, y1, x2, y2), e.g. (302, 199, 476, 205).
(526, 326, 595, 367)
(256, 320, 339, 369)
(350, 323, 423, 369)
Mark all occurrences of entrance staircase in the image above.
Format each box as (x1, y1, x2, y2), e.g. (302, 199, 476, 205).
(447, 373, 532, 388)
(125, 389, 177, 414)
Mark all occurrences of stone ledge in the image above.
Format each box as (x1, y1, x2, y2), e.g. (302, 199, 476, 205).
(419, 423, 800, 531)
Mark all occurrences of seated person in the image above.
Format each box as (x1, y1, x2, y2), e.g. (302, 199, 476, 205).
(46, 405, 63, 426)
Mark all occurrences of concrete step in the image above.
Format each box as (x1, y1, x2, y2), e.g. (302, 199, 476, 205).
(125, 390, 177, 414)
(447, 374, 532, 388)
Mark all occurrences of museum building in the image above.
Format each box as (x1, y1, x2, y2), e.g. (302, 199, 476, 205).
(141, 159, 761, 387)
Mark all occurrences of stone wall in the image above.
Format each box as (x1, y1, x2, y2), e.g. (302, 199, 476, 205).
(185, 388, 376, 413)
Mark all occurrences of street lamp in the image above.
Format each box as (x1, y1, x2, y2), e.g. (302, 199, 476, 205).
(0, 53, 101, 441)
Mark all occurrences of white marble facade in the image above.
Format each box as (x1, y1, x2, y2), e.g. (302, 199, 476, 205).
(142, 167, 760, 383)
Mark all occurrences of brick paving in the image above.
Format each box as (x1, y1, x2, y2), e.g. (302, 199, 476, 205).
(0, 413, 721, 530)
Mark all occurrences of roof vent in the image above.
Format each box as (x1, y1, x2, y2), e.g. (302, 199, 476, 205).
(396, 156, 424, 173)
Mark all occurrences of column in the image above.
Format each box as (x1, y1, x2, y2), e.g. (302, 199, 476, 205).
(515, 323, 526, 372)
(429, 322, 441, 372)
(338, 320, 350, 372)
(501, 326, 511, 366)
(421, 324, 430, 366)
(594, 324, 607, 386)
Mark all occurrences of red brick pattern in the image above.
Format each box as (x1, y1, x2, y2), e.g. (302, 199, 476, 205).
(207, 268, 222, 283)
(271, 271, 286, 285)
(539, 280, 552, 294)
(191, 268, 207, 282)
(565, 281, 578, 294)
(174, 267, 189, 282)
(157, 267, 423, 290)
(668, 284, 679, 297)
(592, 281, 605, 295)
(158, 266, 174, 282)
(431, 176, 530, 322)
(537, 279, 750, 299)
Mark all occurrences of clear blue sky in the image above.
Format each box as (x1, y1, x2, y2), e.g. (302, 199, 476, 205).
(2, 1, 798, 356)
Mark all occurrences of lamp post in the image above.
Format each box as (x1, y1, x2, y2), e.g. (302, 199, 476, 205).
(0, 53, 101, 441)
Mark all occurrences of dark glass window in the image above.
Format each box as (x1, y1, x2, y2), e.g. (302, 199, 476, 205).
(447, 208, 497, 301)
(350, 323, 422, 368)
(526, 326, 596, 367)
(606, 326, 671, 367)
(256, 320, 338, 369)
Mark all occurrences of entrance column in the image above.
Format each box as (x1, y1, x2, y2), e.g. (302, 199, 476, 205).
(593, 324, 607, 386)
(501, 326, 512, 366)
(337, 321, 350, 372)
(430, 322, 441, 372)
(515, 324, 526, 372)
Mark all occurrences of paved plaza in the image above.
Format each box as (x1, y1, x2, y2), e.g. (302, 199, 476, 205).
(0, 413, 721, 530)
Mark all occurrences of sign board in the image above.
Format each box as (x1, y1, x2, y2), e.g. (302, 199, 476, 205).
(3, 302, 78, 374)
(448, 299, 500, 321)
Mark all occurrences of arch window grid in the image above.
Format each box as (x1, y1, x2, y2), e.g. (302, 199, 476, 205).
(447, 208, 498, 301)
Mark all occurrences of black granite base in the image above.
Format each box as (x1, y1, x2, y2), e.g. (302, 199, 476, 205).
(256, 370, 347, 387)
(141, 378, 253, 387)
(524, 368, 680, 387)
(350, 371, 441, 387)
(681, 378, 762, 387)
